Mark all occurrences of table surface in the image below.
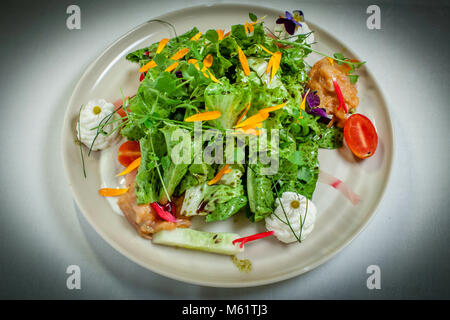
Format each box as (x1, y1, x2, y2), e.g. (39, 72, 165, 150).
(0, 0, 449, 299)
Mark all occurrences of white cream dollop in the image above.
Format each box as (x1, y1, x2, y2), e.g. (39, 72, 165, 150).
(77, 99, 120, 151)
(273, 21, 315, 45)
(265, 192, 317, 243)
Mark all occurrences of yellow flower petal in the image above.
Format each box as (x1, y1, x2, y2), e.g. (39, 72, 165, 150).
(237, 46, 250, 76)
(190, 32, 202, 41)
(234, 111, 269, 129)
(156, 38, 169, 54)
(235, 102, 251, 126)
(269, 52, 282, 83)
(217, 29, 225, 40)
(203, 54, 213, 68)
(206, 69, 221, 83)
(259, 102, 287, 113)
(185, 111, 221, 122)
(299, 88, 311, 120)
(117, 157, 141, 176)
(170, 47, 189, 60)
(208, 164, 232, 185)
(165, 61, 179, 72)
(234, 122, 263, 136)
(244, 21, 254, 34)
(98, 188, 129, 197)
(259, 44, 274, 55)
(188, 59, 200, 70)
(139, 60, 157, 73)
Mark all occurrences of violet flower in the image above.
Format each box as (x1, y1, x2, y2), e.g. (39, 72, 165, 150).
(303, 90, 329, 119)
(276, 10, 303, 35)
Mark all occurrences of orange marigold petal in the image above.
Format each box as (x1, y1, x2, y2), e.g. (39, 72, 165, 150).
(237, 46, 250, 76)
(269, 52, 282, 83)
(165, 61, 179, 72)
(117, 157, 141, 176)
(170, 47, 189, 60)
(206, 69, 220, 83)
(259, 44, 274, 55)
(185, 111, 221, 122)
(203, 54, 213, 68)
(259, 102, 287, 113)
(236, 102, 251, 126)
(217, 29, 225, 40)
(208, 164, 231, 185)
(156, 38, 169, 54)
(139, 60, 157, 73)
(98, 188, 129, 197)
(188, 59, 200, 70)
(300, 89, 310, 112)
(234, 111, 269, 129)
(190, 32, 202, 41)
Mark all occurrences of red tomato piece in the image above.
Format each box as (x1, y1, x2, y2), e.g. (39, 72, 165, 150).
(113, 98, 130, 119)
(118, 140, 141, 167)
(344, 114, 378, 159)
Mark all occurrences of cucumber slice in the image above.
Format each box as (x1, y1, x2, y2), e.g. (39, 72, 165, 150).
(152, 228, 244, 255)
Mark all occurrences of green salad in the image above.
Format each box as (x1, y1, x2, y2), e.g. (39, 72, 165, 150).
(81, 10, 367, 256)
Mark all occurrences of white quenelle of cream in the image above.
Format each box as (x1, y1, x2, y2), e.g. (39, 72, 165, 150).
(77, 99, 120, 151)
(265, 192, 317, 243)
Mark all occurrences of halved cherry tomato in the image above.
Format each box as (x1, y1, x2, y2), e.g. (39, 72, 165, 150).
(113, 99, 130, 119)
(344, 114, 378, 159)
(118, 140, 141, 167)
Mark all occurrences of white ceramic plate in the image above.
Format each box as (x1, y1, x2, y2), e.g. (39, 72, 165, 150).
(61, 4, 393, 287)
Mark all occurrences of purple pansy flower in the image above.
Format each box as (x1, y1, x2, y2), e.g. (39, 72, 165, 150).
(276, 10, 303, 35)
(303, 90, 329, 119)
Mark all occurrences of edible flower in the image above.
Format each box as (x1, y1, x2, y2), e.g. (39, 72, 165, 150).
(204, 68, 221, 83)
(117, 157, 141, 176)
(266, 51, 282, 83)
(202, 54, 213, 70)
(216, 29, 229, 40)
(276, 10, 303, 35)
(139, 60, 157, 73)
(170, 47, 189, 60)
(156, 38, 169, 54)
(332, 77, 348, 113)
(235, 102, 251, 126)
(232, 230, 275, 248)
(237, 46, 250, 76)
(303, 90, 328, 118)
(258, 102, 287, 113)
(298, 88, 310, 119)
(234, 122, 263, 136)
(234, 103, 263, 136)
(188, 58, 200, 70)
(244, 15, 266, 34)
(234, 111, 269, 129)
(150, 202, 177, 222)
(208, 164, 232, 185)
(165, 61, 179, 72)
(190, 32, 202, 41)
(98, 188, 129, 197)
(184, 111, 221, 122)
(139, 38, 169, 72)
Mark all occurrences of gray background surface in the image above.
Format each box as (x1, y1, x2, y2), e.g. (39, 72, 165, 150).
(0, 0, 449, 299)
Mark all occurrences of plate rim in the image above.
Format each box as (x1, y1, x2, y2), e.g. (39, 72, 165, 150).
(61, 3, 395, 288)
